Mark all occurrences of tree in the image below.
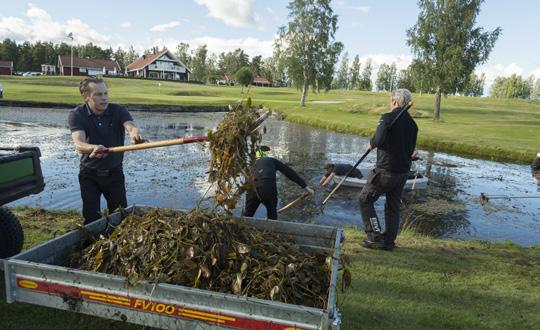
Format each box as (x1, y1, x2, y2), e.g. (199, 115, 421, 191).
(490, 74, 532, 99)
(218, 48, 250, 76)
(532, 78, 540, 100)
(358, 58, 373, 91)
(249, 55, 263, 76)
(175, 42, 191, 68)
(408, 60, 433, 94)
(190, 45, 208, 82)
(18, 42, 33, 72)
(75, 43, 112, 60)
(0, 39, 20, 69)
(407, 0, 501, 120)
(125, 45, 139, 67)
(375, 63, 397, 92)
(275, 0, 343, 106)
(334, 51, 349, 89)
(461, 72, 485, 96)
(235, 66, 255, 87)
(397, 67, 417, 93)
(261, 55, 287, 87)
(55, 42, 71, 57)
(113, 47, 127, 72)
(348, 54, 360, 90)
(32, 41, 56, 71)
(206, 53, 221, 84)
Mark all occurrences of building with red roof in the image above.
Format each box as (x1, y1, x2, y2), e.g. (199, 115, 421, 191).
(0, 60, 13, 75)
(58, 56, 121, 76)
(126, 48, 190, 81)
(252, 75, 272, 87)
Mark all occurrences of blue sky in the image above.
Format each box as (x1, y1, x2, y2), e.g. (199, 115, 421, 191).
(1, 0, 539, 87)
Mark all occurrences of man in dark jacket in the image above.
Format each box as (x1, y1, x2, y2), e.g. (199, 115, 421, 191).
(360, 88, 418, 251)
(320, 163, 363, 186)
(532, 153, 540, 176)
(68, 77, 144, 224)
(242, 148, 314, 220)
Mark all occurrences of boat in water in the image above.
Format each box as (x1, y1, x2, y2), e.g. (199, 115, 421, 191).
(334, 168, 428, 191)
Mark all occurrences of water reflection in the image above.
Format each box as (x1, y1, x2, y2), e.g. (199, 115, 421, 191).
(1, 107, 538, 246)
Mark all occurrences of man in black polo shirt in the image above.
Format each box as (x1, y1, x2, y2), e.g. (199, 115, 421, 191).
(320, 163, 363, 186)
(360, 88, 418, 251)
(68, 77, 144, 224)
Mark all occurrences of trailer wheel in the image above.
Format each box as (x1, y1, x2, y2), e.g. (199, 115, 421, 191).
(0, 207, 24, 258)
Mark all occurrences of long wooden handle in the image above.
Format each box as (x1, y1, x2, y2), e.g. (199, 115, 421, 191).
(103, 135, 208, 153)
(99, 111, 269, 154)
(278, 192, 310, 213)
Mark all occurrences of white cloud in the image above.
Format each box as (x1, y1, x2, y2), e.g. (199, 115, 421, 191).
(194, 0, 263, 29)
(349, 5, 370, 12)
(531, 66, 540, 79)
(360, 53, 413, 71)
(120, 21, 131, 28)
(150, 21, 180, 32)
(477, 62, 524, 83)
(0, 3, 109, 46)
(476, 63, 540, 95)
(476, 63, 524, 93)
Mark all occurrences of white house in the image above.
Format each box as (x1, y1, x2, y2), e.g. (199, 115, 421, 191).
(126, 48, 190, 81)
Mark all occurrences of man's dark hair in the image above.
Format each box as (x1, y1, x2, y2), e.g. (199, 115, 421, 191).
(324, 163, 335, 175)
(79, 77, 105, 96)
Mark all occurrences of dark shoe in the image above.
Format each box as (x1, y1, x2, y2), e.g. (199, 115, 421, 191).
(361, 238, 385, 250)
(382, 244, 395, 251)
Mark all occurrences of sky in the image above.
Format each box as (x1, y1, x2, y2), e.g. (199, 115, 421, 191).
(1, 0, 539, 89)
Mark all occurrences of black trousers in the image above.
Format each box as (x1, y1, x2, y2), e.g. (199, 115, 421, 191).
(242, 181, 278, 220)
(78, 169, 127, 225)
(359, 168, 408, 246)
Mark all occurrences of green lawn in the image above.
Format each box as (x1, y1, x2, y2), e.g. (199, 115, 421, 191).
(1, 207, 539, 329)
(1, 75, 539, 162)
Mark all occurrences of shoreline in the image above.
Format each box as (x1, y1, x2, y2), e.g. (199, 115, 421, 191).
(0, 99, 228, 112)
(273, 109, 535, 164)
(1, 99, 535, 164)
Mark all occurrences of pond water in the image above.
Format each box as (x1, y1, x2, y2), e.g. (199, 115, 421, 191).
(1, 107, 539, 246)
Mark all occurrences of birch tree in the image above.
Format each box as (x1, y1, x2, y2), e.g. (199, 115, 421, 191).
(275, 0, 343, 106)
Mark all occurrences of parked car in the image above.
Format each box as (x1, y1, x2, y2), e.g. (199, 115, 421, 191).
(22, 72, 42, 77)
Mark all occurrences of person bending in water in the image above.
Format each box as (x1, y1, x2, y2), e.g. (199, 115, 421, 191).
(242, 147, 314, 220)
(320, 163, 364, 187)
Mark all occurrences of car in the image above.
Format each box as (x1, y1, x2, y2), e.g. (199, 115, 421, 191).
(22, 72, 42, 77)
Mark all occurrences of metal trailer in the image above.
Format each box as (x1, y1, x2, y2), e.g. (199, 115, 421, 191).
(4, 205, 344, 329)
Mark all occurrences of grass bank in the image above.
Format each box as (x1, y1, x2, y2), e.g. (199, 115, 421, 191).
(1, 75, 539, 162)
(1, 207, 539, 329)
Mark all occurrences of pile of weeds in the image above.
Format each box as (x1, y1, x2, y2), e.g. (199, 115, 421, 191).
(206, 101, 264, 211)
(78, 209, 332, 308)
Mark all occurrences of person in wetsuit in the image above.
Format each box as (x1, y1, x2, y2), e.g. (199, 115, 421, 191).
(359, 88, 418, 251)
(320, 163, 364, 186)
(242, 148, 314, 220)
